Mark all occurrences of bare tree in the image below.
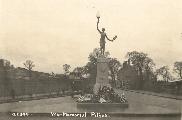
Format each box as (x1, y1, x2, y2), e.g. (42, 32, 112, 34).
(156, 66, 171, 82)
(173, 61, 182, 94)
(174, 62, 182, 79)
(23, 60, 35, 78)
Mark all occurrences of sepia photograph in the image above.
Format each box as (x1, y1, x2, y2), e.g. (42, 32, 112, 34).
(0, 0, 182, 120)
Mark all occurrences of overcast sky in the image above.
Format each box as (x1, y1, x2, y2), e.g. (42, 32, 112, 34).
(0, 0, 182, 73)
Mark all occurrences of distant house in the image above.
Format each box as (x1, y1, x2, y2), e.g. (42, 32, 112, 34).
(118, 61, 139, 89)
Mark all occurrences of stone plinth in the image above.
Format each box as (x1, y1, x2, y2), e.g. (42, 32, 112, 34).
(93, 56, 111, 94)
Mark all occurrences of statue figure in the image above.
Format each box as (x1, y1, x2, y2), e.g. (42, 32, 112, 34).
(96, 14, 117, 55)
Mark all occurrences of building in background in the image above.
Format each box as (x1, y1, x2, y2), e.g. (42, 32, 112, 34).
(118, 61, 139, 89)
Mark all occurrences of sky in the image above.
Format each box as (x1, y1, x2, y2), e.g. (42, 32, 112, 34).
(0, 0, 182, 73)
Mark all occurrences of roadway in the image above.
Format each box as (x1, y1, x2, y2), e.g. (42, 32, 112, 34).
(0, 90, 181, 120)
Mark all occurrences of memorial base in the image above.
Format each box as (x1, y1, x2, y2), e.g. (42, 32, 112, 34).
(93, 55, 110, 94)
(76, 55, 129, 109)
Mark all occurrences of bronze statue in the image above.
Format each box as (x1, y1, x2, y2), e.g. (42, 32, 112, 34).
(96, 14, 117, 55)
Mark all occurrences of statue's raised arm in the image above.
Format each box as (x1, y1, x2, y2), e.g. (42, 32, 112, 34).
(97, 18, 101, 33)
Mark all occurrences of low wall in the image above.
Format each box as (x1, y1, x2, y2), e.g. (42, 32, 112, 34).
(0, 78, 72, 98)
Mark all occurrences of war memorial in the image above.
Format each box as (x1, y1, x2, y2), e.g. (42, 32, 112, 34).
(76, 13, 128, 108)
